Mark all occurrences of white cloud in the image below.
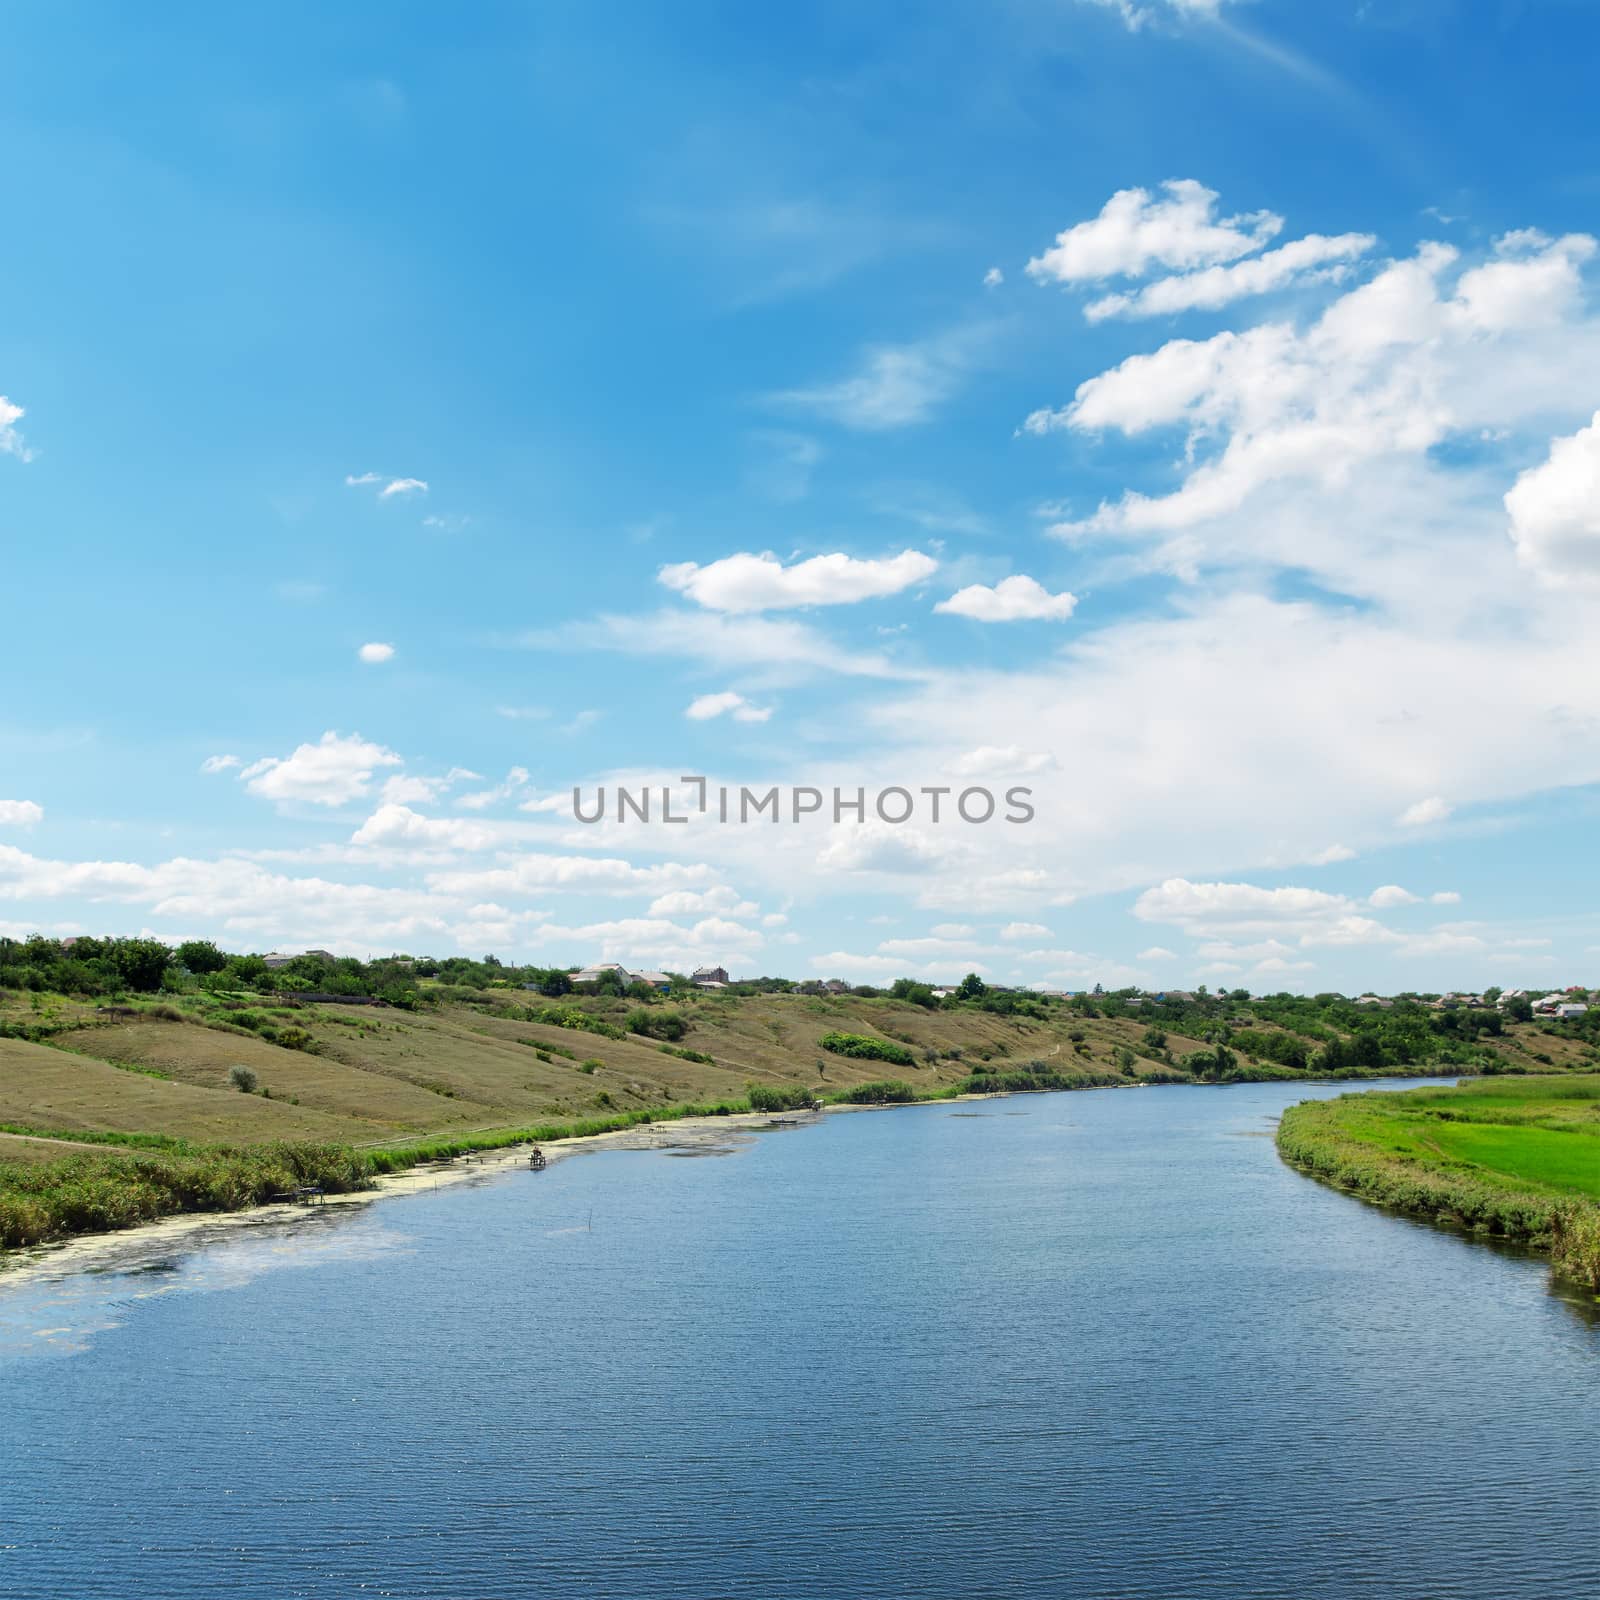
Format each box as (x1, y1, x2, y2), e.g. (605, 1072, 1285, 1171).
(496, 705, 549, 721)
(1027, 233, 1600, 559)
(1307, 844, 1356, 866)
(426, 855, 715, 898)
(659, 549, 937, 613)
(1398, 796, 1452, 827)
(816, 822, 950, 874)
(239, 732, 403, 810)
(931, 922, 975, 938)
(647, 886, 759, 919)
(1431, 891, 1462, 905)
(1136, 945, 1177, 961)
(358, 641, 396, 664)
(1026, 180, 1281, 286)
(0, 395, 34, 461)
(935, 575, 1078, 622)
(1368, 884, 1419, 908)
(347, 473, 429, 499)
(1000, 921, 1052, 941)
(1135, 877, 1356, 935)
(200, 755, 241, 774)
(1506, 410, 1600, 589)
(686, 691, 773, 724)
(0, 800, 43, 826)
(1085, 232, 1375, 322)
(350, 804, 501, 853)
(983, 267, 1004, 288)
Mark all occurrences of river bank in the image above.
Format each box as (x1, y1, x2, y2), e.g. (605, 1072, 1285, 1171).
(1276, 1075, 1600, 1293)
(1, 1066, 1470, 1284)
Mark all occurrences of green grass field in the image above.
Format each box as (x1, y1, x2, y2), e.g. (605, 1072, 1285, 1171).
(1276, 1076, 1600, 1291)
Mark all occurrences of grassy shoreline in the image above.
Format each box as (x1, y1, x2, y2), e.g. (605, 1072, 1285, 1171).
(1276, 1077, 1600, 1293)
(1, 1063, 1489, 1260)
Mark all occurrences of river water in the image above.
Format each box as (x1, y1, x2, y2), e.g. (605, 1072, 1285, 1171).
(2, 1079, 1595, 1599)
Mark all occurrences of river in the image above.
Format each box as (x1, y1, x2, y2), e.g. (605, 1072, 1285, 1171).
(2, 1078, 1595, 1598)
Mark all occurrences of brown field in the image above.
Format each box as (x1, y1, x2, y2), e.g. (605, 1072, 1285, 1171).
(1, 987, 1587, 1158)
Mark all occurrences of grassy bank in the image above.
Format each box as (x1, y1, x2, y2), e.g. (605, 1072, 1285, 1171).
(1, 1062, 1155, 1253)
(1276, 1076, 1600, 1292)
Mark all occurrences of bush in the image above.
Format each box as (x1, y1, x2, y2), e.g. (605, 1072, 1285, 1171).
(817, 1031, 916, 1067)
(228, 1065, 259, 1094)
(746, 1083, 816, 1112)
(578, 1059, 601, 1074)
(625, 1007, 688, 1042)
(831, 1079, 918, 1104)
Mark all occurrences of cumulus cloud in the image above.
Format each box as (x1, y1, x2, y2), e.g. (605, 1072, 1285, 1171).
(1026, 180, 1281, 286)
(1431, 891, 1462, 905)
(659, 549, 937, 613)
(935, 575, 1078, 622)
(239, 732, 403, 810)
(647, 885, 759, 919)
(358, 641, 396, 664)
(983, 267, 1004, 288)
(0, 395, 34, 461)
(350, 804, 501, 852)
(1027, 232, 1600, 557)
(0, 800, 43, 826)
(1000, 921, 1052, 941)
(1135, 877, 1358, 936)
(1506, 410, 1600, 588)
(200, 755, 241, 774)
(1136, 945, 1176, 961)
(686, 691, 773, 723)
(1368, 884, 1419, 908)
(1085, 232, 1375, 322)
(1398, 796, 1452, 827)
(816, 822, 949, 874)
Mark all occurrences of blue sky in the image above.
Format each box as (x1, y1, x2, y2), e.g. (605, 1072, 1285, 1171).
(4, 0, 1600, 993)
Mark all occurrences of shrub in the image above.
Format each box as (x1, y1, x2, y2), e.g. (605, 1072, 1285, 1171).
(578, 1059, 602, 1074)
(817, 1031, 916, 1066)
(746, 1083, 815, 1112)
(228, 1065, 259, 1094)
(831, 1079, 918, 1104)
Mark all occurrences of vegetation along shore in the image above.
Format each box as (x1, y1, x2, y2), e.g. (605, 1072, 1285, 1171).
(3, 935, 1598, 1258)
(1277, 1077, 1600, 1293)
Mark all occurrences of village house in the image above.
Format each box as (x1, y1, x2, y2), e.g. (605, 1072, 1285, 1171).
(1555, 1002, 1589, 1021)
(262, 948, 335, 969)
(691, 965, 730, 987)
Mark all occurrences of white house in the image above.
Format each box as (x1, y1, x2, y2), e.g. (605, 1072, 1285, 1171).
(1555, 1003, 1589, 1020)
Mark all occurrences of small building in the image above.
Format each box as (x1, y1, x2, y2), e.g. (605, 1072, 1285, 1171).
(692, 965, 730, 987)
(631, 970, 673, 990)
(822, 979, 850, 995)
(571, 962, 633, 986)
(263, 948, 334, 969)
(1555, 1003, 1589, 1020)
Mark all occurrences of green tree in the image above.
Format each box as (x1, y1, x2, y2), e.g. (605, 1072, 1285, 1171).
(175, 939, 228, 975)
(956, 972, 988, 1001)
(110, 938, 172, 992)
